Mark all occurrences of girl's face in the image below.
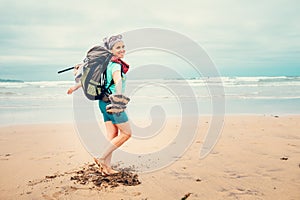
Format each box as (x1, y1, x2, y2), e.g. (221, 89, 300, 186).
(111, 41, 125, 59)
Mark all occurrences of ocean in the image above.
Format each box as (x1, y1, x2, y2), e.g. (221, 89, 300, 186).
(0, 76, 300, 126)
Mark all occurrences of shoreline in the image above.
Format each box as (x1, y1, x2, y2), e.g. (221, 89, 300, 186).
(1, 115, 300, 199)
(1, 113, 299, 128)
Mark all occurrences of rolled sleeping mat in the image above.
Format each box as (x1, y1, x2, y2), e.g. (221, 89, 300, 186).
(106, 104, 127, 113)
(109, 94, 130, 105)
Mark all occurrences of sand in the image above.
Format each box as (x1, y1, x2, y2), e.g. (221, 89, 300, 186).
(0, 115, 300, 200)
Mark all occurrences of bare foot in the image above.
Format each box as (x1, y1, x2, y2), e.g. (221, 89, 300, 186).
(93, 158, 109, 175)
(94, 158, 121, 175)
(107, 167, 119, 174)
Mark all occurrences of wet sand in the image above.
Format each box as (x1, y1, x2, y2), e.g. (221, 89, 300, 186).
(0, 115, 300, 199)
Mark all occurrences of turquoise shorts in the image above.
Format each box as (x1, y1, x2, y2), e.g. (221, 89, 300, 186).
(98, 100, 128, 124)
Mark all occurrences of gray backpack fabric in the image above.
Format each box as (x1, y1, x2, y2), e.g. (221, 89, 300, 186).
(80, 46, 113, 100)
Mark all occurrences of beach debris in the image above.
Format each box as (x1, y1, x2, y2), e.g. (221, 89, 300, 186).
(45, 175, 57, 179)
(70, 163, 141, 188)
(280, 157, 288, 160)
(196, 178, 202, 182)
(28, 163, 141, 190)
(181, 192, 192, 200)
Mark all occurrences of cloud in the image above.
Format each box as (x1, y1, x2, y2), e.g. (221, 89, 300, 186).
(0, 0, 300, 77)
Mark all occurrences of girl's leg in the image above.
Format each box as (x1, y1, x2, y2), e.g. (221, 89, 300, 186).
(104, 121, 118, 167)
(101, 121, 131, 158)
(97, 121, 131, 174)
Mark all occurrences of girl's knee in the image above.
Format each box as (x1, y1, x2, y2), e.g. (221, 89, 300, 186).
(117, 123, 132, 138)
(121, 131, 131, 140)
(125, 132, 132, 139)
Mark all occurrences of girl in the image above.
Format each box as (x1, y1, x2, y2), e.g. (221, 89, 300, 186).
(68, 34, 131, 174)
(94, 34, 132, 174)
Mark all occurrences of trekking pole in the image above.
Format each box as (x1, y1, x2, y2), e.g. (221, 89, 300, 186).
(57, 66, 75, 74)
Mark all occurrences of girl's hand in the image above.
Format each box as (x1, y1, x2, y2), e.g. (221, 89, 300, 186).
(67, 83, 82, 95)
(73, 64, 82, 76)
(74, 64, 81, 70)
(67, 87, 74, 95)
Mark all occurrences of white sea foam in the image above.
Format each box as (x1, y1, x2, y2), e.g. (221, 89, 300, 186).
(0, 81, 73, 89)
(1, 76, 299, 88)
(0, 76, 299, 125)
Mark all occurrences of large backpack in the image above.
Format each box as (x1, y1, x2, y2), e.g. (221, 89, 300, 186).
(80, 46, 113, 100)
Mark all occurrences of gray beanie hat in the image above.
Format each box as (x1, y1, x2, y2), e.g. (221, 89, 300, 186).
(103, 34, 123, 50)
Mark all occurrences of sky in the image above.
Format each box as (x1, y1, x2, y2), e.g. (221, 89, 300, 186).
(0, 0, 300, 81)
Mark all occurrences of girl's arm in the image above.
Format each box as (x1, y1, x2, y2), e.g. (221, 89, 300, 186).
(112, 70, 122, 94)
(67, 82, 82, 95)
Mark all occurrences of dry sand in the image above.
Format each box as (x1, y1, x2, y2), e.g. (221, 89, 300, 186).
(0, 115, 300, 200)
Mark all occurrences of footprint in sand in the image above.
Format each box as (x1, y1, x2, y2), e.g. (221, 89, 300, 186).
(0, 153, 11, 160)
